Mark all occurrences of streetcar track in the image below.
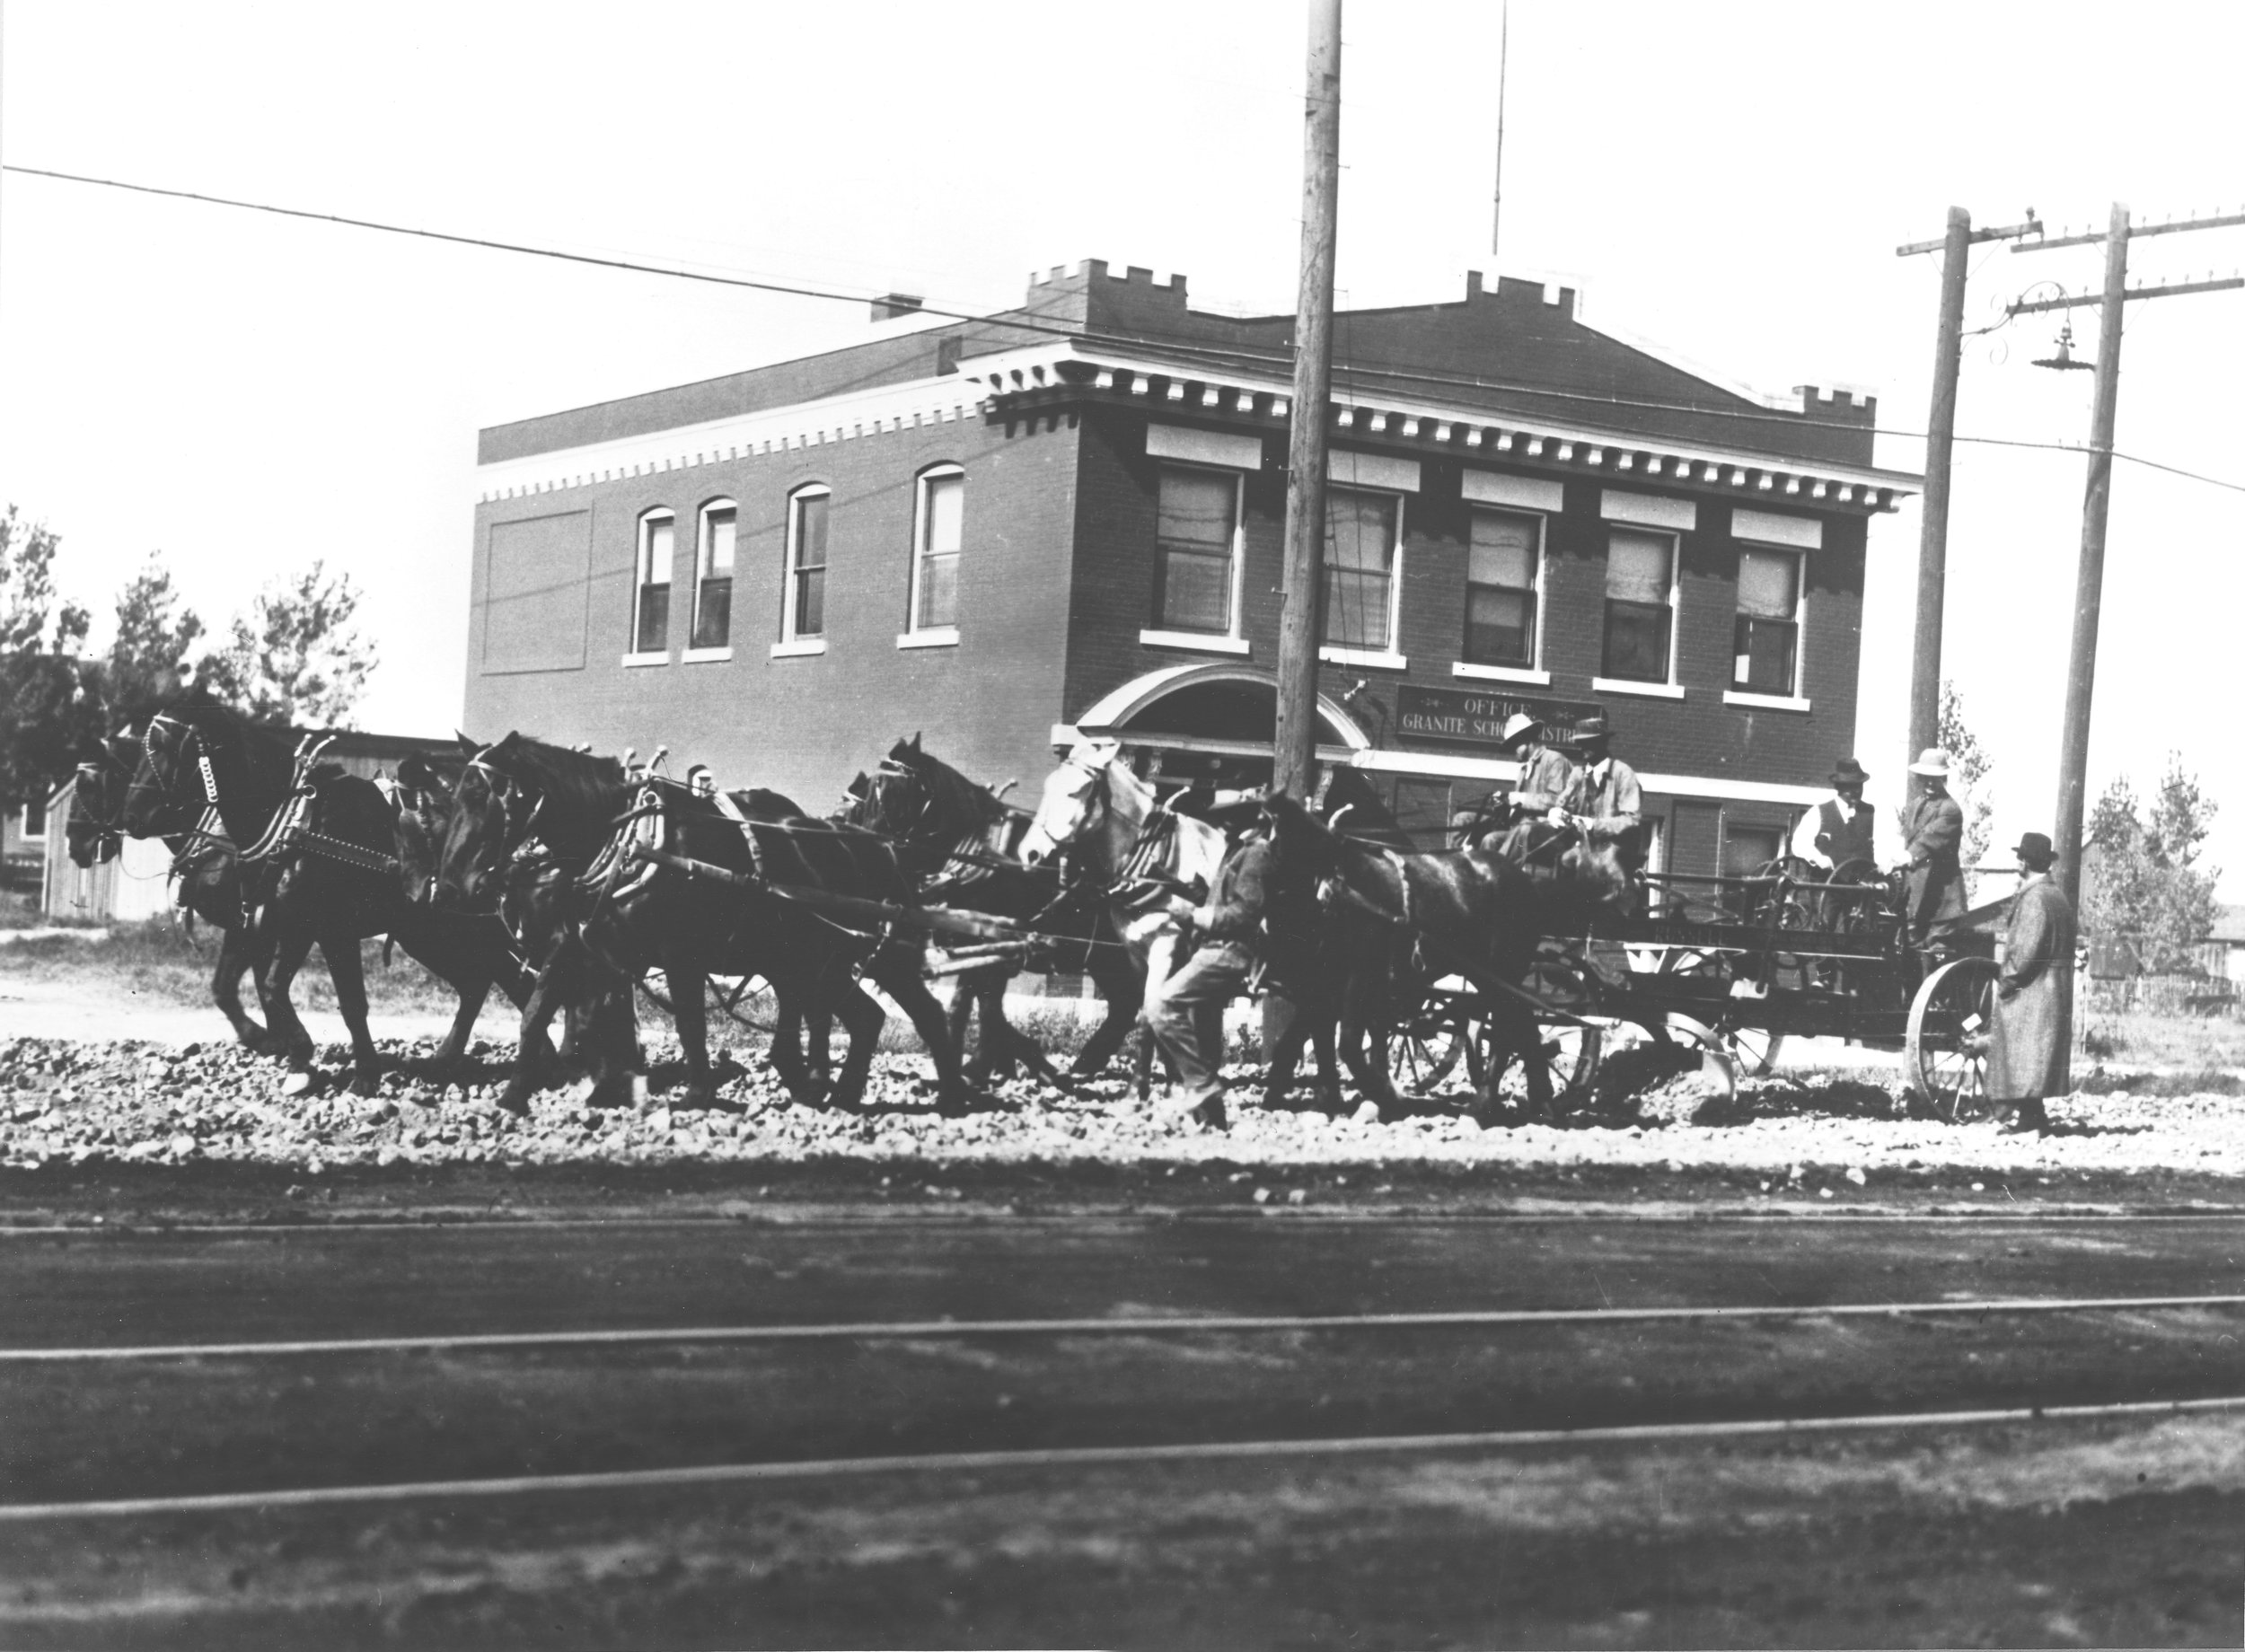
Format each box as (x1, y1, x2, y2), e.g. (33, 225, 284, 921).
(11, 1292, 2245, 1362)
(7, 1393, 2242, 1521)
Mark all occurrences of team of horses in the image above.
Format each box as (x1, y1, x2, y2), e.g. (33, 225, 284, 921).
(65, 691, 1632, 1124)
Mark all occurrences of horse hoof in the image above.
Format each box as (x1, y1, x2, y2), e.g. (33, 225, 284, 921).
(281, 1070, 315, 1098)
(1351, 1099, 1383, 1126)
(350, 1072, 382, 1099)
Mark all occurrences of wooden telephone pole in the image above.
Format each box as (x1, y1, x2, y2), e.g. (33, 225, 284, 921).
(1272, 0, 1343, 800)
(2009, 203, 2245, 908)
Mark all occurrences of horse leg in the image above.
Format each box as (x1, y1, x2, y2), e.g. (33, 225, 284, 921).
(1260, 992, 1307, 1111)
(318, 929, 383, 1097)
(259, 919, 321, 1094)
(496, 950, 572, 1112)
(665, 956, 717, 1110)
(1072, 959, 1142, 1076)
(946, 978, 982, 1086)
(1310, 1005, 1345, 1115)
(1336, 971, 1402, 1120)
(210, 922, 271, 1050)
(823, 978, 886, 1111)
(873, 951, 974, 1114)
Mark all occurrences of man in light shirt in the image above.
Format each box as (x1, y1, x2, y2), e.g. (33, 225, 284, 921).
(1557, 716, 1645, 871)
(1789, 756, 1879, 872)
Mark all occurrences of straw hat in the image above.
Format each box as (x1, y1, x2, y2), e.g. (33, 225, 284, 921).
(1906, 747, 1950, 778)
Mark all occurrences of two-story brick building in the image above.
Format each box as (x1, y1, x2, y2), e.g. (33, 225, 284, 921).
(464, 261, 1917, 878)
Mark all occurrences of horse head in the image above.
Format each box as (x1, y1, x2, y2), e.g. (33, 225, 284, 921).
(66, 734, 142, 867)
(434, 733, 533, 910)
(1018, 741, 1126, 868)
(1557, 833, 1636, 913)
(123, 709, 206, 839)
(392, 751, 456, 904)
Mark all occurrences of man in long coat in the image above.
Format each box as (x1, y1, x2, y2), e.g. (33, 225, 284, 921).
(1899, 747, 1968, 945)
(1988, 831, 2074, 1133)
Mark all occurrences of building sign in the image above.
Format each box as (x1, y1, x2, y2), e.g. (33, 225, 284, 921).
(1393, 683, 1603, 750)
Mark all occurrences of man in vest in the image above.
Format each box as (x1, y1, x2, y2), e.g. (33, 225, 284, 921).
(1899, 747, 1968, 946)
(1790, 756, 1879, 871)
(1557, 716, 1645, 870)
(1146, 798, 1281, 1132)
(1988, 831, 2075, 1134)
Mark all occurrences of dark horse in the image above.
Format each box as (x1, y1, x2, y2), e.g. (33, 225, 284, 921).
(66, 730, 273, 1051)
(122, 697, 532, 1094)
(1258, 791, 1630, 1124)
(434, 734, 973, 1113)
(854, 735, 1141, 1085)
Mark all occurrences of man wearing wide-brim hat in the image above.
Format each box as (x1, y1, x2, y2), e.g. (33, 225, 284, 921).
(1501, 710, 1575, 819)
(1899, 747, 1968, 945)
(1988, 831, 2074, 1134)
(1556, 715, 1645, 869)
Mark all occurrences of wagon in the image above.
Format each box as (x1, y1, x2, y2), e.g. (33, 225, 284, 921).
(1387, 856, 2006, 1120)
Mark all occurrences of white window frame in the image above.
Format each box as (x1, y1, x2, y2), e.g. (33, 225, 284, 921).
(624, 508, 675, 666)
(900, 464, 964, 648)
(1593, 525, 1686, 700)
(1453, 505, 1551, 686)
(682, 497, 737, 663)
(1317, 485, 1409, 671)
(1141, 461, 1248, 655)
(1722, 541, 1812, 711)
(776, 484, 832, 658)
(17, 800, 47, 842)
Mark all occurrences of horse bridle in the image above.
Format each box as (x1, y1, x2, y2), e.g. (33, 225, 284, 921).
(460, 749, 549, 883)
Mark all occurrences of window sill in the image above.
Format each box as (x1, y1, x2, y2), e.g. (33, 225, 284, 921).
(681, 646, 734, 663)
(1723, 690, 1811, 712)
(1320, 645, 1408, 671)
(1140, 628, 1248, 655)
(770, 638, 827, 658)
(896, 628, 960, 650)
(1591, 676, 1685, 700)
(1451, 661, 1550, 685)
(621, 651, 670, 669)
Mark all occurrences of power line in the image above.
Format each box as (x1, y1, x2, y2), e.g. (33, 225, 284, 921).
(7, 161, 2245, 497)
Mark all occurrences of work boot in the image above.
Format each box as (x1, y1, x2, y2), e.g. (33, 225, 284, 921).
(1193, 1092, 1230, 1132)
(2000, 1099, 2050, 1135)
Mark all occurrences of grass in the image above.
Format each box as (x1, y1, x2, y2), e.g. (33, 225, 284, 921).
(2074, 1007, 2245, 1071)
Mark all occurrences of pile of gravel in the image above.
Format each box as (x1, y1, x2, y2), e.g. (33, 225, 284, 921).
(4, 1033, 2243, 1182)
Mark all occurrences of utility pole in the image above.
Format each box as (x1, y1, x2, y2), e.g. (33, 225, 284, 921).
(2009, 202, 2245, 909)
(1272, 0, 1343, 800)
(2052, 204, 2130, 915)
(1907, 206, 1971, 768)
(1895, 207, 2042, 770)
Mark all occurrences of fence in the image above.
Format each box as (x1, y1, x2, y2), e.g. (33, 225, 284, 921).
(2082, 971, 2241, 1020)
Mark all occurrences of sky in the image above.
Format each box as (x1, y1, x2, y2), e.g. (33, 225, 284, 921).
(2, 1, 2241, 887)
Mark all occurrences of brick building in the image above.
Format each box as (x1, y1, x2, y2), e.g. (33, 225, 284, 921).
(465, 261, 1917, 876)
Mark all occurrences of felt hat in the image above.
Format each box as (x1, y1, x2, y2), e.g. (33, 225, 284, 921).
(1571, 716, 1612, 747)
(1499, 711, 1542, 746)
(2014, 831, 2056, 870)
(1830, 756, 1870, 786)
(1907, 747, 1951, 778)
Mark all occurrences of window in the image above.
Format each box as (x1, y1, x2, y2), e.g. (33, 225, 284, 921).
(631, 511, 674, 656)
(784, 488, 830, 641)
(1321, 488, 1401, 651)
(19, 798, 46, 841)
(911, 467, 964, 634)
(1153, 466, 1240, 635)
(691, 501, 735, 650)
(1464, 509, 1541, 668)
(1733, 546, 1801, 697)
(1602, 527, 1675, 683)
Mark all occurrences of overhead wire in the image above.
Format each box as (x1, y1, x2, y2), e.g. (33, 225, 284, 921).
(8, 161, 2244, 497)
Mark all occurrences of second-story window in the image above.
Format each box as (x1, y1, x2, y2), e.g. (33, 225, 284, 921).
(1734, 546, 1801, 696)
(691, 501, 735, 650)
(1321, 488, 1401, 653)
(1602, 527, 1675, 683)
(911, 467, 964, 633)
(1154, 465, 1239, 635)
(1464, 508, 1540, 668)
(632, 510, 674, 656)
(785, 487, 831, 641)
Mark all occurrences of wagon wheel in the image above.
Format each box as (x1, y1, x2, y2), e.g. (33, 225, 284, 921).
(1745, 858, 1817, 931)
(1465, 1008, 1605, 1120)
(1906, 955, 2001, 1121)
(1387, 992, 1468, 1093)
(1721, 1021, 1785, 1077)
(1820, 857, 1889, 936)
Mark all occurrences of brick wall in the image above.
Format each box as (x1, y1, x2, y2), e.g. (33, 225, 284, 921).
(465, 408, 1083, 805)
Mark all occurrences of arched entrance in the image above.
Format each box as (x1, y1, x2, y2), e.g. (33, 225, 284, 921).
(1062, 663, 1369, 791)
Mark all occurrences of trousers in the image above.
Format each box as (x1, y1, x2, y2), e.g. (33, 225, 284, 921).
(1142, 940, 1255, 1102)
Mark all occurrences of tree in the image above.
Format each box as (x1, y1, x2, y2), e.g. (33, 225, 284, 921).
(1938, 678, 1995, 868)
(2082, 755, 2222, 971)
(0, 505, 97, 812)
(199, 560, 378, 728)
(86, 553, 206, 727)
